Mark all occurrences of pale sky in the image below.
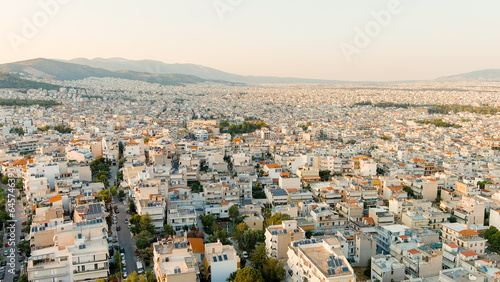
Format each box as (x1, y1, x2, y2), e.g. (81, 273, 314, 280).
(1, 0, 500, 81)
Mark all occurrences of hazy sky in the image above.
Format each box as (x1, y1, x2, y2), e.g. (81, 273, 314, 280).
(1, 0, 500, 81)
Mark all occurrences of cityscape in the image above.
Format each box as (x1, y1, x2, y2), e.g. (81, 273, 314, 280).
(1, 1, 500, 282)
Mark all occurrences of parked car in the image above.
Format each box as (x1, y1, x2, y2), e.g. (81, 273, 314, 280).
(2, 250, 8, 256)
(21, 221, 27, 225)
(18, 256, 23, 262)
(134, 249, 139, 256)
(0, 260, 6, 266)
(117, 225, 121, 231)
(242, 251, 248, 259)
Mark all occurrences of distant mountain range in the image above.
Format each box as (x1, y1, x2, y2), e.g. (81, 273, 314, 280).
(0, 58, 499, 88)
(64, 58, 343, 84)
(438, 69, 500, 81)
(0, 58, 216, 86)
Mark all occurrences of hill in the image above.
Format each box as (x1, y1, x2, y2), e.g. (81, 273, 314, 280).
(65, 57, 343, 84)
(0, 58, 211, 86)
(0, 73, 60, 91)
(438, 69, 500, 81)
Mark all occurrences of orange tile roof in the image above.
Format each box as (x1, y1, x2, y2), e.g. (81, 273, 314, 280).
(187, 238, 205, 254)
(447, 242, 459, 248)
(461, 250, 478, 257)
(49, 195, 62, 203)
(220, 202, 229, 205)
(12, 159, 28, 166)
(459, 229, 479, 236)
(408, 249, 420, 255)
(265, 164, 281, 169)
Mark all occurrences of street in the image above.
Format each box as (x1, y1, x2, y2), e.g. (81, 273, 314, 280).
(114, 194, 138, 276)
(108, 163, 138, 276)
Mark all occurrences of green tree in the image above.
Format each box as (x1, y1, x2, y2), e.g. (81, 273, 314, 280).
(232, 222, 249, 242)
(139, 247, 153, 266)
(266, 213, 291, 226)
(227, 271, 238, 282)
(126, 271, 139, 282)
(449, 215, 457, 223)
(234, 267, 264, 282)
(1, 176, 8, 184)
(164, 224, 176, 236)
(261, 258, 286, 282)
(485, 226, 499, 240)
(18, 274, 28, 282)
(110, 186, 118, 196)
(207, 227, 230, 245)
(134, 230, 154, 249)
(250, 245, 269, 271)
(238, 229, 259, 252)
(97, 190, 112, 203)
(305, 230, 313, 239)
(119, 190, 126, 198)
(229, 205, 239, 223)
(201, 214, 216, 234)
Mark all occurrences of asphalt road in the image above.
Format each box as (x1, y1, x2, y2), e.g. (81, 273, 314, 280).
(114, 196, 137, 277)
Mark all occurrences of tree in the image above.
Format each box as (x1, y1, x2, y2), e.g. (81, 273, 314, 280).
(97, 190, 112, 204)
(238, 229, 259, 252)
(139, 248, 153, 266)
(201, 215, 216, 234)
(227, 271, 238, 282)
(131, 214, 155, 235)
(319, 170, 331, 182)
(266, 213, 291, 226)
(485, 226, 499, 240)
(134, 230, 154, 249)
(18, 274, 28, 282)
(207, 227, 230, 245)
(129, 200, 137, 214)
(17, 240, 31, 257)
(250, 245, 269, 271)
(126, 271, 139, 282)
(119, 190, 126, 198)
(234, 267, 264, 282)
(305, 230, 313, 239)
(449, 215, 457, 223)
(261, 258, 285, 282)
(118, 141, 124, 158)
(110, 186, 118, 196)
(229, 205, 239, 223)
(232, 223, 249, 242)
(1, 176, 8, 184)
(164, 224, 176, 236)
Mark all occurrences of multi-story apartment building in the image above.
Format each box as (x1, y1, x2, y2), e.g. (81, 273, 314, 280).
(441, 223, 487, 255)
(137, 194, 166, 231)
(265, 220, 305, 261)
(371, 254, 405, 282)
(310, 206, 347, 234)
(287, 238, 356, 282)
(153, 239, 200, 282)
(376, 224, 411, 255)
(336, 200, 364, 222)
(204, 241, 240, 282)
